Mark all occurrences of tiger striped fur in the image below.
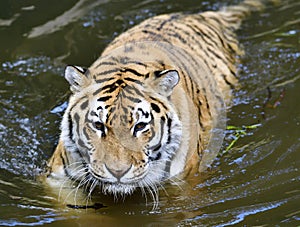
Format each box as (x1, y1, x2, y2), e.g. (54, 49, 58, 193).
(45, 0, 278, 203)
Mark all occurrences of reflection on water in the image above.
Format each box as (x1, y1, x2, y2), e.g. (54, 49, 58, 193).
(0, 0, 299, 226)
(27, 0, 110, 38)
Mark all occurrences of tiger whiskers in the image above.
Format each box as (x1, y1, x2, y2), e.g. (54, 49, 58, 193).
(56, 155, 182, 210)
(167, 175, 185, 192)
(139, 186, 149, 205)
(137, 157, 188, 210)
(139, 179, 158, 210)
(156, 180, 169, 197)
(59, 162, 90, 205)
(85, 177, 99, 208)
(58, 161, 83, 199)
(136, 160, 168, 210)
(74, 172, 93, 206)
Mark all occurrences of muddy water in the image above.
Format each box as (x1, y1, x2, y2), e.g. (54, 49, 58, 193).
(0, 0, 299, 226)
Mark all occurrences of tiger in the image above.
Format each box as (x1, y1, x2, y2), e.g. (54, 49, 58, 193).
(44, 0, 279, 205)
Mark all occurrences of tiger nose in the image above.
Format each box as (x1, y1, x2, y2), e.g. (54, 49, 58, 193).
(105, 164, 132, 179)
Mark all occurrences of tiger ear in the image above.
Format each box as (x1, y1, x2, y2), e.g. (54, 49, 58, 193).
(153, 70, 180, 97)
(65, 65, 92, 93)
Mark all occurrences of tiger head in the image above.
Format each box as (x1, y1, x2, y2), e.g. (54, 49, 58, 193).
(60, 61, 183, 196)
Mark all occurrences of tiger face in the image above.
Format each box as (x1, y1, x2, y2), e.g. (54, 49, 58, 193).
(60, 65, 182, 195)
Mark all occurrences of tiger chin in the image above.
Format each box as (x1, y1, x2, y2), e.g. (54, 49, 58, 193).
(43, 0, 278, 207)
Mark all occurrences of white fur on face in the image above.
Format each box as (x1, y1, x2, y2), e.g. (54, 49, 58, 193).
(89, 98, 108, 137)
(131, 99, 152, 137)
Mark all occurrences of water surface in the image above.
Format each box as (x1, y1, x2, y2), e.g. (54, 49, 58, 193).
(0, 0, 299, 226)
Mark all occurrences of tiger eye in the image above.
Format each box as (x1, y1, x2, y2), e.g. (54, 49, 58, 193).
(94, 121, 105, 131)
(134, 122, 147, 131)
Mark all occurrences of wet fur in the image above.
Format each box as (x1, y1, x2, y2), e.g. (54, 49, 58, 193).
(44, 0, 278, 206)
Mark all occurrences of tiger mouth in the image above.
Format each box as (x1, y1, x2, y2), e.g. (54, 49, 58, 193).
(89, 168, 146, 186)
(89, 171, 139, 195)
(86, 162, 164, 195)
(101, 181, 137, 195)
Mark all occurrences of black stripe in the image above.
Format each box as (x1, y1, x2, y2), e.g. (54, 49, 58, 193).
(147, 126, 156, 143)
(115, 79, 125, 86)
(204, 94, 211, 117)
(101, 83, 118, 93)
(68, 96, 87, 113)
(149, 96, 168, 111)
(221, 74, 235, 90)
(207, 46, 226, 63)
(125, 84, 144, 97)
(68, 112, 75, 144)
(124, 86, 134, 96)
(180, 23, 220, 71)
(141, 29, 170, 42)
(166, 29, 187, 44)
(197, 138, 202, 156)
(197, 16, 227, 49)
(137, 107, 149, 118)
(121, 91, 141, 103)
(60, 153, 70, 177)
(124, 60, 148, 67)
(94, 77, 116, 85)
(197, 105, 204, 130)
(123, 77, 143, 85)
(96, 68, 120, 76)
(167, 117, 172, 144)
(126, 95, 141, 103)
(78, 138, 89, 150)
(149, 152, 161, 161)
(151, 103, 160, 113)
(97, 95, 112, 102)
(84, 107, 92, 125)
(156, 14, 180, 31)
(153, 144, 161, 152)
(80, 100, 89, 110)
(148, 116, 165, 154)
(75, 149, 85, 163)
(121, 68, 144, 77)
(90, 110, 98, 117)
(197, 22, 223, 49)
(180, 69, 194, 100)
(74, 113, 81, 138)
(95, 61, 117, 68)
(62, 148, 70, 167)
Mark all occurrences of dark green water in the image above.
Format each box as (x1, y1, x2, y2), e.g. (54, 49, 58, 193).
(0, 0, 299, 226)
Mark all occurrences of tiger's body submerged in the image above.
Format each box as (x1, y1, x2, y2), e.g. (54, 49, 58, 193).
(46, 0, 277, 202)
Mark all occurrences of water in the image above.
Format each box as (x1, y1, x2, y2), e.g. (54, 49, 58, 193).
(0, 0, 299, 226)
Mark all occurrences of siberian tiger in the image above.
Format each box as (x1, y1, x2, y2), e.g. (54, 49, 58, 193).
(45, 0, 278, 205)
